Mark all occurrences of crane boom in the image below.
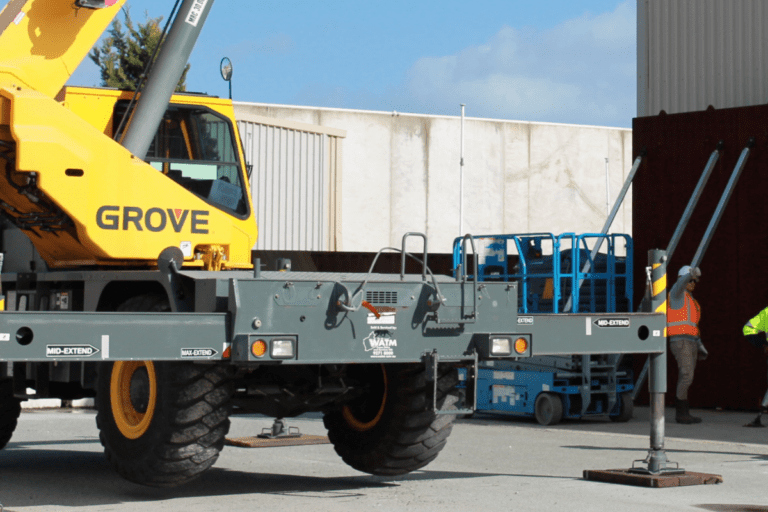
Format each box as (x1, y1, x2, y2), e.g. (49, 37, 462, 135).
(0, 0, 126, 98)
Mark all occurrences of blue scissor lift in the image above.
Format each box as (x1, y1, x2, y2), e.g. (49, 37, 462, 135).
(454, 233, 635, 425)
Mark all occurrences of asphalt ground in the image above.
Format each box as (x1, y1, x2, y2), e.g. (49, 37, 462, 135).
(0, 406, 767, 511)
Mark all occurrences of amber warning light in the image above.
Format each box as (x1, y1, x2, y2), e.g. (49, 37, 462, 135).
(251, 340, 267, 358)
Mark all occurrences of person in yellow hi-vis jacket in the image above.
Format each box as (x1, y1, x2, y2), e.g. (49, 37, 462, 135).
(743, 307, 768, 427)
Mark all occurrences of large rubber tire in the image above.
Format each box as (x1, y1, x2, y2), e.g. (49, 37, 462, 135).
(0, 378, 21, 450)
(323, 363, 459, 476)
(534, 392, 563, 426)
(95, 294, 233, 487)
(609, 391, 634, 423)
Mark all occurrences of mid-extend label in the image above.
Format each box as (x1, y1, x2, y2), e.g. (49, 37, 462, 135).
(593, 318, 630, 328)
(46, 345, 100, 357)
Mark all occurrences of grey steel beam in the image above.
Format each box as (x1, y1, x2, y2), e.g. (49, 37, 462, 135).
(564, 153, 644, 312)
(666, 143, 723, 265)
(121, 0, 215, 159)
(525, 313, 664, 355)
(0, 311, 227, 362)
(634, 139, 754, 399)
(0, 277, 666, 364)
(599, 154, 645, 238)
(632, 142, 724, 399)
(690, 139, 754, 269)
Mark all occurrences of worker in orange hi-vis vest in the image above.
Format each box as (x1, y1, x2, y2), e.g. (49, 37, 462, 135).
(667, 265, 706, 424)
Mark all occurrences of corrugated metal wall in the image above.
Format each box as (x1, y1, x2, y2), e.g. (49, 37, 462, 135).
(638, 0, 768, 117)
(237, 118, 344, 251)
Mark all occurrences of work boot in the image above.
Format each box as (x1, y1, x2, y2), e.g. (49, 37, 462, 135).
(675, 399, 702, 424)
(744, 413, 764, 427)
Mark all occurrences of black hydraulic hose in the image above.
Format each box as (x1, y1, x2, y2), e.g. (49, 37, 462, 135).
(336, 247, 444, 313)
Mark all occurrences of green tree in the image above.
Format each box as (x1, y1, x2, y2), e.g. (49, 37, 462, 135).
(89, 9, 189, 92)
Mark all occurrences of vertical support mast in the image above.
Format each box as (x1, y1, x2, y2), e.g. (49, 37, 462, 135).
(632, 249, 681, 475)
(647, 250, 670, 471)
(121, 0, 215, 159)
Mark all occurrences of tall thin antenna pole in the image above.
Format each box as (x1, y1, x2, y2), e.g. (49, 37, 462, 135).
(605, 157, 610, 215)
(459, 104, 465, 236)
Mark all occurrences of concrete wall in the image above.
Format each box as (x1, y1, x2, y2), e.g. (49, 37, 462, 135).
(235, 102, 633, 254)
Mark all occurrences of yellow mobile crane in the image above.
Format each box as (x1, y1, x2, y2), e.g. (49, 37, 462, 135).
(0, 0, 667, 489)
(0, 0, 256, 270)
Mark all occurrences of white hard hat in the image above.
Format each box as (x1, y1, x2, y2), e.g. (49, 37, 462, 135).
(678, 265, 692, 277)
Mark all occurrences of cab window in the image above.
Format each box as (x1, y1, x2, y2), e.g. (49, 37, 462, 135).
(114, 101, 248, 216)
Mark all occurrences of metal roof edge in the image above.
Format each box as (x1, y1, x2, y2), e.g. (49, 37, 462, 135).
(234, 110, 347, 138)
(232, 101, 631, 132)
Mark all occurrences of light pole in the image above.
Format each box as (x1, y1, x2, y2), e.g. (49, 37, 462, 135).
(459, 104, 465, 236)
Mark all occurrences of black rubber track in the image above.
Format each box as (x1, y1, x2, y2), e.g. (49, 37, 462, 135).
(323, 363, 459, 476)
(0, 378, 21, 450)
(96, 294, 233, 487)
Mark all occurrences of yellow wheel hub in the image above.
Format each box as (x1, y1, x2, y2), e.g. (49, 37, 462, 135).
(342, 365, 388, 432)
(110, 361, 157, 439)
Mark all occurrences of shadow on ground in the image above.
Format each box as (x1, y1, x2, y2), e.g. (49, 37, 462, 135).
(0, 448, 548, 509)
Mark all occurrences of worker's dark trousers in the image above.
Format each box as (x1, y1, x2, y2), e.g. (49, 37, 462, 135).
(763, 357, 768, 408)
(669, 337, 698, 400)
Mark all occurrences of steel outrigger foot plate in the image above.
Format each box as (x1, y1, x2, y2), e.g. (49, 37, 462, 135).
(583, 469, 723, 488)
(224, 435, 330, 448)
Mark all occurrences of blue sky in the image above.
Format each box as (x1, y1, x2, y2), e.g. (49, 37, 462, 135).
(68, 0, 636, 128)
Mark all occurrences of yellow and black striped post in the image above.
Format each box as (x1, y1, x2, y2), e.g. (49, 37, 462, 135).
(639, 249, 681, 474)
(0, 253, 4, 311)
(649, 249, 667, 395)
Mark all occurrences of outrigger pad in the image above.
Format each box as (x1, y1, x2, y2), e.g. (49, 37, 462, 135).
(583, 469, 723, 488)
(225, 435, 330, 448)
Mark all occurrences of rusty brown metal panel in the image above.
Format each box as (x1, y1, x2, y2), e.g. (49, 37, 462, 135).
(225, 435, 330, 448)
(633, 104, 768, 409)
(583, 469, 723, 488)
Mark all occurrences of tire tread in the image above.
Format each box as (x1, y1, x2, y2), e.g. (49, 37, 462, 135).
(324, 363, 459, 476)
(0, 379, 21, 450)
(96, 294, 232, 487)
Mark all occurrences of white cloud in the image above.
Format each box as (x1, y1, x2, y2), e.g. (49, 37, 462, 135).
(404, 1, 636, 127)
